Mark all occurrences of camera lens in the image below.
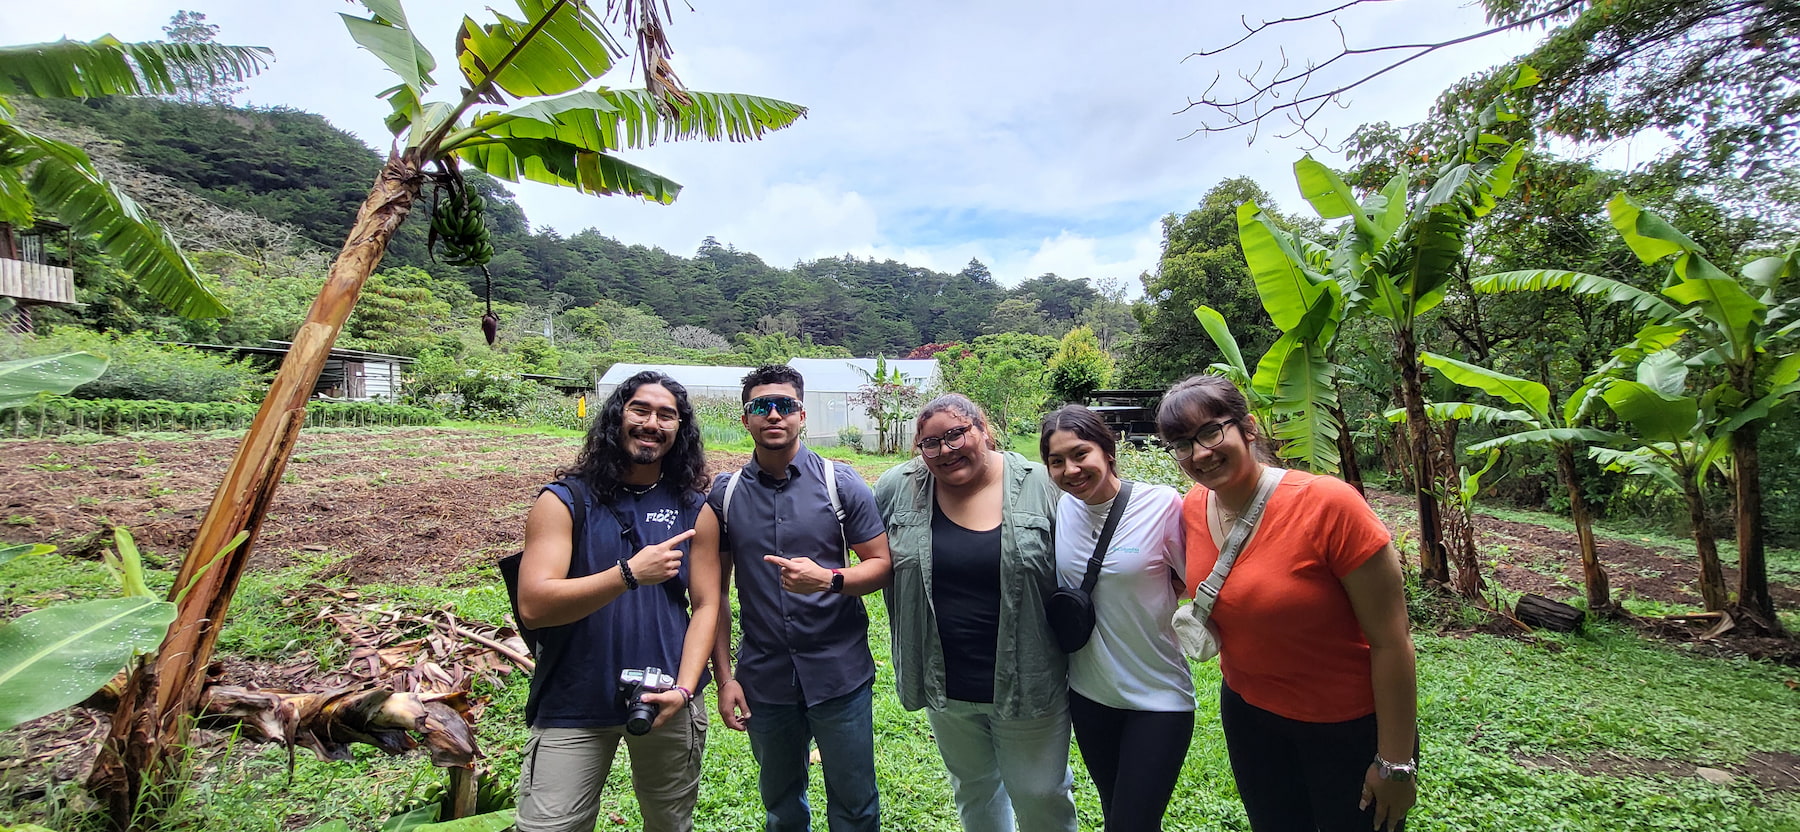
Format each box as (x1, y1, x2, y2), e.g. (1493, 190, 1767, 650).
(625, 700, 658, 735)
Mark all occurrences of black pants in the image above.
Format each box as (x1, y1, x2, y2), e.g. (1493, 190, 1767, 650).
(1068, 689, 1195, 831)
(1219, 681, 1406, 832)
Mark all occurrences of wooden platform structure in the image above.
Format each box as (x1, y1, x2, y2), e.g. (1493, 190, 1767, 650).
(1086, 389, 1163, 444)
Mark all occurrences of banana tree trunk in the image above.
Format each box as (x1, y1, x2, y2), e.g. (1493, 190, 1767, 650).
(1554, 443, 1610, 613)
(1680, 482, 1729, 612)
(1327, 399, 1364, 495)
(1732, 422, 1776, 626)
(1395, 326, 1449, 583)
(91, 156, 424, 828)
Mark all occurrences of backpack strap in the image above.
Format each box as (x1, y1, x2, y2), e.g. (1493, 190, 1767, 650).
(718, 469, 744, 539)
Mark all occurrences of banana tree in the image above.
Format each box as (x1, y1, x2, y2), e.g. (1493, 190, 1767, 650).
(93, 1, 806, 821)
(1419, 350, 1639, 611)
(1229, 71, 1536, 583)
(1205, 203, 1350, 477)
(0, 36, 270, 318)
(1592, 350, 1735, 610)
(1475, 194, 1800, 624)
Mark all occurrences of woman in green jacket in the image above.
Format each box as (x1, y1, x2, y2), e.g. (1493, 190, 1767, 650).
(873, 393, 1076, 832)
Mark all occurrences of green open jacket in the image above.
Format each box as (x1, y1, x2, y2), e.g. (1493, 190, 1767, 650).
(873, 451, 1067, 719)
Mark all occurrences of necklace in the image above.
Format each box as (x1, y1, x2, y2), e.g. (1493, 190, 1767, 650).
(620, 477, 659, 496)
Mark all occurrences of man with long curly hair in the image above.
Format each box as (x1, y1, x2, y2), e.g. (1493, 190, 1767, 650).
(514, 370, 724, 832)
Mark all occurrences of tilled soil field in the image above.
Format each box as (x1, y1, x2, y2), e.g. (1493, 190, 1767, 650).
(0, 428, 749, 585)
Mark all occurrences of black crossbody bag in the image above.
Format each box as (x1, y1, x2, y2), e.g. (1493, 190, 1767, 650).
(1044, 480, 1133, 653)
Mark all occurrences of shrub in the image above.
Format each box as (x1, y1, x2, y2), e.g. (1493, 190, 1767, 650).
(837, 425, 864, 451)
(0, 328, 266, 403)
(0, 398, 440, 437)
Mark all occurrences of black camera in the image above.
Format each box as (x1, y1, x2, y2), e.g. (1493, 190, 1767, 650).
(615, 666, 677, 736)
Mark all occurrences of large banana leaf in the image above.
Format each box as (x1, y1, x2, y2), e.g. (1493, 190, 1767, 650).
(0, 543, 55, 567)
(476, 89, 807, 152)
(1467, 427, 1620, 453)
(455, 135, 680, 203)
(0, 37, 268, 100)
(1589, 446, 1682, 492)
(1194, 305, 1249, 379)
(1471, 268, 1679, 320)
(0, 595, 176, 730)
(1387, 402, 1538, 426)
(341, 0, 438, 94)
(1421, 352, 1550, 419)
(415, 810, 517, 831)
(457, 0, 617, 99)
(1741, 250, 1799, 302)
(1636, 349, 1689, 398)
(1253, 322, 1341, 473)
(0, 351, 107, 409)
(2, 125, 227, 318)
(1401, 205, 1467, 318)
(1601, 380, 1699, 443)
(1236, 203, 1325, 331)
(1294, 156, 1380, 242)
(1376, 172, 1408, 239)
(1663, 276, 1764, 358)
(1269, 397, 1341, 474)
(1608, 192, 1704, 266)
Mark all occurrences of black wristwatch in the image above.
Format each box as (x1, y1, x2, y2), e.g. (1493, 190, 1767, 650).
(1374, 754, 1416, 782)
(828, 568, 845, 594)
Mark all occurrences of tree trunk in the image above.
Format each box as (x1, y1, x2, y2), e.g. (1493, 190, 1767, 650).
(91, 156, 424, 828)
(1681, 483, 1729, 612)
(1395, 326, 1448, 583)
(1732, 422, 1776, 626)
(1555, 443, 1610, 613)
(1328, 399, 1364, 495)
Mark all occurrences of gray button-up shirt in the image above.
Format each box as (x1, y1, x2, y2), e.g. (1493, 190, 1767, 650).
(709, 445, 886, 706)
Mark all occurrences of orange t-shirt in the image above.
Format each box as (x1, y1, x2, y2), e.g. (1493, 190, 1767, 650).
(1182, 469, 1391, 723)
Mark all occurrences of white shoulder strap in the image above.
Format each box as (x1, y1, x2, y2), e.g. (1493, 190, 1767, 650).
(719, 469, 744, 538)
(824, 460, 845, 524)
(1194, 466, 1285, 615)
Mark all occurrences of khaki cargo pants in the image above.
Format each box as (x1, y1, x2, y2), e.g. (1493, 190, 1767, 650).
(516, 700, 709, 832)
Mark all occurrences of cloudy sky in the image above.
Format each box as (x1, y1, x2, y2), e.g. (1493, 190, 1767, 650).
(7, 1, 1567, 288)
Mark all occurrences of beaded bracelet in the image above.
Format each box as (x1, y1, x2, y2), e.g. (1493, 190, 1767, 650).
(618, 559, 640, 590)
(674, 685, 693, 705)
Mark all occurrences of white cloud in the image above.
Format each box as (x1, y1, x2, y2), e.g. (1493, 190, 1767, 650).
(6, 0, 1578, 296)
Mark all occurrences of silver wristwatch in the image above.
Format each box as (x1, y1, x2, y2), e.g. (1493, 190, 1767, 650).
(1374, 755, 1417, 782)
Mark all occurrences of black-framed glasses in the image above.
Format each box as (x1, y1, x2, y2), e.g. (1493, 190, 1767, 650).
(1164, 418, 1239, 461)
(916, 425, 973, 458)
(624, 404, 681, 428)
(744, 395, 804, 418)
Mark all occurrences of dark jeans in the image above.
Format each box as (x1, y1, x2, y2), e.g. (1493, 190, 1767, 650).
(1219, 681, 1407, 832)
(746, 679, 880, 832)
(1069, 690, 1194, 831)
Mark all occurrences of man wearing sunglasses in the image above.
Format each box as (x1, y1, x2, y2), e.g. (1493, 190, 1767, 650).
(696, 364, 893, 832)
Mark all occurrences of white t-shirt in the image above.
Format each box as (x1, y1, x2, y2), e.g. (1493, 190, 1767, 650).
(1055, 481, 1196, 712)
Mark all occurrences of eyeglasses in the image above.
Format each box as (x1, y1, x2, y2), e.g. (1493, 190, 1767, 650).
(916, 425, 973, 458)
(624, 404, 681, 428)
(1163, 418, 1238, 461)
(744, 395, 804, 418)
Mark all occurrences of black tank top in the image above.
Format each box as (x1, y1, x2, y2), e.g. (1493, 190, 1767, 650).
(930, 498, 1002, 703)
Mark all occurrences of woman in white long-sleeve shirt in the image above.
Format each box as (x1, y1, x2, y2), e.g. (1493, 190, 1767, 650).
(1041, 405, 1194, 831)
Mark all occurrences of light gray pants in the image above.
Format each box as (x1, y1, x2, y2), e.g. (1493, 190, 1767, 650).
(516, 701, 709, 832)
(926, 698, 1078, 832)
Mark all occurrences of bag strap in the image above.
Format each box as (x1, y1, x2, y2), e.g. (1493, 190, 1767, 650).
(719, 469, 744, 538)
(1193, 467, 1283, 615)
(1079, 480, 1134, 594)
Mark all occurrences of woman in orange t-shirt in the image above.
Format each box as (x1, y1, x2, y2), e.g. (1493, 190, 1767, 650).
(1159, 375, 1418, 832)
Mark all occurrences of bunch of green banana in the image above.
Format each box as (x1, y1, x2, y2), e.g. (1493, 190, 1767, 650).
(427, 181, 495, 267)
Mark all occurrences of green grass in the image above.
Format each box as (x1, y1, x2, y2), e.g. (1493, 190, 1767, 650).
(6, 429, 1800, 831)
(9, 538, 1799, 831)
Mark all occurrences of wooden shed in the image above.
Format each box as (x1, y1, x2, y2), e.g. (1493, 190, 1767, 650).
(0, 222, 78, 335)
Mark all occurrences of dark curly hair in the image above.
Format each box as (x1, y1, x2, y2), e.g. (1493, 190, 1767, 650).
(559, 371, 709, 502)
(741, 364, 805, 402)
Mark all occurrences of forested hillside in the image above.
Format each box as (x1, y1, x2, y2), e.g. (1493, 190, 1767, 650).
(19, 96, 1136, 358)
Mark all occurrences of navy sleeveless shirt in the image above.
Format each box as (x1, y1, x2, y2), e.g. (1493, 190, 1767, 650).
(527, 480, 709, 728)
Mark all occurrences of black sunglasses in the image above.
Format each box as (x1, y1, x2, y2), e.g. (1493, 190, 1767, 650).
(744, 395, 804, 417)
